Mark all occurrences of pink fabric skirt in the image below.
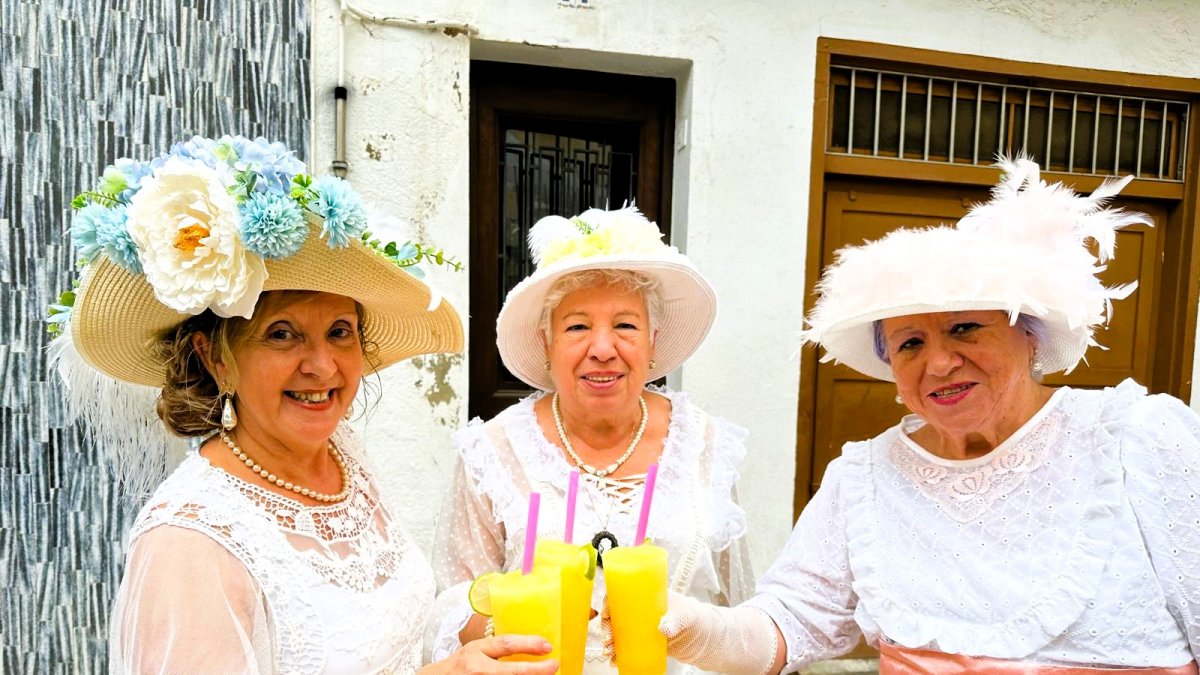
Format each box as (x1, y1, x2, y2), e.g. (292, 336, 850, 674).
(879, 640, 1199, 674)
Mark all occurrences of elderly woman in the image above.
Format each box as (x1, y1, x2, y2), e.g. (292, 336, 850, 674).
(427, 207, 754, 673)
(653, 159, 1200, 674)
(50, 136, 556, 674)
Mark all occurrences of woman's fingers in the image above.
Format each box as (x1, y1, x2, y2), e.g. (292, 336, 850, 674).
(476, 634, 553, 659)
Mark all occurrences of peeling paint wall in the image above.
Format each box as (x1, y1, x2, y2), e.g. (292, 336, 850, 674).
(312, 0, 1200, 572)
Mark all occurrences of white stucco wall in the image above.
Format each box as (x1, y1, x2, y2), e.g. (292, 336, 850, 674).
(309, 0, 1200, 576)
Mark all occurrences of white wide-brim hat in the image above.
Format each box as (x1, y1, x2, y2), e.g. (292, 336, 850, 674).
(496, 207, 716, 391)
(801, 157, 1148, 382)
(72, 219, 463, 387)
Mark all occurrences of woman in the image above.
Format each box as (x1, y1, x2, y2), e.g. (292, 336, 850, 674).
(652, 158, 1200, 674)
(427, 207, 755, 673)
(49, 135, 557, 674)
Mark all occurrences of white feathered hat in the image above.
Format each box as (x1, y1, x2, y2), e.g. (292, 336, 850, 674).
(801, 157, 1149, 382)
(496, 206, 716, 391)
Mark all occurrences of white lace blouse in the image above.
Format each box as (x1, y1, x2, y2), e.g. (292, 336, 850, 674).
(109, 425, 433, 674)
(427, 389, 755, 674)
(746, 380, 1200, 671)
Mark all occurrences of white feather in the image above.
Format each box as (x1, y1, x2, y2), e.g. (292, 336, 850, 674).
(48, 325, 187, 500)
(528, 215, 579, 265)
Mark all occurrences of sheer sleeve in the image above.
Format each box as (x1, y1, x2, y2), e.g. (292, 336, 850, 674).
(109, 524, 272, 674)
(715, 484, 756, 607)
(425, 455, 507, 663)
(742, 455, 861, 673)
(1118, 389, 1200, 661)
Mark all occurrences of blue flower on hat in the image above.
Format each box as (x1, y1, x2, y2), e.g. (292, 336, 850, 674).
(236, 137, 306, 193)
(112, 158, 152, 203)
(311, 176, 368, 248)
(239, 191, 307, 259)
(94, 204, 142, 273)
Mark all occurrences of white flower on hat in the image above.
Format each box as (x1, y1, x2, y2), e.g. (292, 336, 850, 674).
(125, 157, 267, 318)
(532, 205, 670, 268)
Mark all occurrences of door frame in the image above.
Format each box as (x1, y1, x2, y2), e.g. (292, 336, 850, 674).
(796, 38, 1200, 517)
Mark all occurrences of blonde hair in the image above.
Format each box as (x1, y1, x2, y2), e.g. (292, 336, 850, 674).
(155, 291, 373, 437)
(538, 269, 663, 344)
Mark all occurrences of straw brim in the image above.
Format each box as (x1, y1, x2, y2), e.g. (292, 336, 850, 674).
(496, 253, 716, 391)
(71, 223, 464, 387)
(812, 300, 1091, 382)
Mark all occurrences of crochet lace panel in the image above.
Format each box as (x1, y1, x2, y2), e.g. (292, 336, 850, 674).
(129, 425, 432, 674)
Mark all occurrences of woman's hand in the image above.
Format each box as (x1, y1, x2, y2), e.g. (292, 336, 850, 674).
(419, 635, 558, 675)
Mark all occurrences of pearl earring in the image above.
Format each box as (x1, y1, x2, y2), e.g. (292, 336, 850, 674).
(1031, 348, 1044, 373)
(649, 359, 657, 370)
(221, 392, 238, 430)
(894, 393, 904, 405)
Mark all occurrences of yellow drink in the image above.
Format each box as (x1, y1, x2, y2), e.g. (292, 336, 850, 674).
(533, 541, 596, 675)
(603, 543, 668, 675)
(489, 568, 561, 664)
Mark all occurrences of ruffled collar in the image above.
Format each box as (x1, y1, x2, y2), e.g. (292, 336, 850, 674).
(502, 386, 701, 507)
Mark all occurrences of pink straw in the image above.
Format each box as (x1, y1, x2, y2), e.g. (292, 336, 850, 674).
(565, 470, 579, 544)
(522, 492, 540, 575)
(634, 464, 658, 545)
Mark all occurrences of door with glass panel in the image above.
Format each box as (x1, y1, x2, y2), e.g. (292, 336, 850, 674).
(470, 62, 675, 420)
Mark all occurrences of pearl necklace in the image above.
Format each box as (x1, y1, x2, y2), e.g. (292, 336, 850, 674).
(220, 431, 350, 503)
(552, 392, 648, 478)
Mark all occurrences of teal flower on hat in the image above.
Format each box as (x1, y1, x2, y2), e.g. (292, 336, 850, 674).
(311, 176, 368, 248)
(94, 204, 142, 273)
(70, 203, 107, 264)
(239, 191, 307, 259)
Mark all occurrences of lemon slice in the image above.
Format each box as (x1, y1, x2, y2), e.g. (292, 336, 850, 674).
(578, 544, 598, 581)
(468, 572, 500, 616)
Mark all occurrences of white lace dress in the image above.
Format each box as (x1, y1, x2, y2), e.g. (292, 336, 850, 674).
(109, 425, 433, 674)
(427, 389, 754, 674)
(746, 380, 1200, 671)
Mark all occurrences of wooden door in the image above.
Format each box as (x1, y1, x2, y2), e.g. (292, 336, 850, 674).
(808, 178, 1164, 495)
(470, 62, 675, 420)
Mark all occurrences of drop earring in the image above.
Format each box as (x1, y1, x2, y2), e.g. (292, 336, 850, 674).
(649, 359, 657, 370)
(221, 392, 238, 430)
(344, 404, 354, 421)
(545, 361, 551, 371)
(1031, 348, 1044, 373)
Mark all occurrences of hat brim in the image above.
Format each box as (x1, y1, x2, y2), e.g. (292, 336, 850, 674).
(71, 223, 464, 387)
(813, 300, 1092, 382)
(496, 253, 716, 391)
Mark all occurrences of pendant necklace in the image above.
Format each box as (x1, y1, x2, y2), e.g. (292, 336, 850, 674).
(552, 392, 648, 565)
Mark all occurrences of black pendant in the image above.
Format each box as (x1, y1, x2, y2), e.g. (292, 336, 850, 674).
(591, 530, 619, 568)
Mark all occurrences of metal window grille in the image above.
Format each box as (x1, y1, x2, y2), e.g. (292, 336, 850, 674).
(501, 129, 635, 292)
(829, 65, 1190, 181)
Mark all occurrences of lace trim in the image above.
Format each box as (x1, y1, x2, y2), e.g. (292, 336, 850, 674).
(456, 389, 701, 540)
(129, 425, 430, 672)
(889, 391, 1065, 523)
(455, 387, 748, 553)
(842, 384, 1130, 657)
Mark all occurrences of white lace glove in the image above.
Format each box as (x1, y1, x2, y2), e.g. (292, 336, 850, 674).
(659, 590, 778, 675)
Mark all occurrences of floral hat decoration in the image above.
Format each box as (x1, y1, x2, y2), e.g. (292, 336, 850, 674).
(496, 205, 716, 391)
(47, 135, 463, 494)
(799, 156, 1149, 382)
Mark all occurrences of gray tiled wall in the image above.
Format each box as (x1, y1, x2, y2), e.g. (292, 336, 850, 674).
(0, 1, 310, 671)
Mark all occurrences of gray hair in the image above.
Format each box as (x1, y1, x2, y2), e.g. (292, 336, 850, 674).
(539, 269, 663, 344)
(871, 313, 1049, 366)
